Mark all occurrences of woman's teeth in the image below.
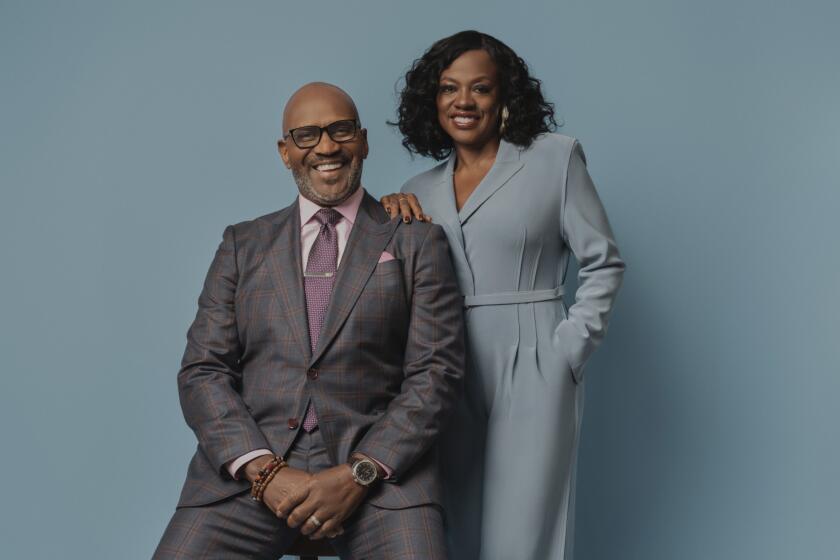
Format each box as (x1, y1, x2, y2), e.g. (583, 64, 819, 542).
(454, 116, 478, 125)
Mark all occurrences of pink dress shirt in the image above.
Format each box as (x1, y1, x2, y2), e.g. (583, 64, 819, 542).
(226, 187, 392, 479)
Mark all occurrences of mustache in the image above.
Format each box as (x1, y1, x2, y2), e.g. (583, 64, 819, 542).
(306, 155, 350, 166)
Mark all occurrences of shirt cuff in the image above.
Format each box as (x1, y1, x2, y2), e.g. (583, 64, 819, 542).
(226, 449, 273, 480)
(366, 456, 393, 480)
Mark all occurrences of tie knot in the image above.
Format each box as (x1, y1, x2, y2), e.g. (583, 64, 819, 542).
(315, 208, 342, 227)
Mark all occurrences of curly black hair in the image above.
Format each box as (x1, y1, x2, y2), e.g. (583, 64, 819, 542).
(392, 30, 558, 160)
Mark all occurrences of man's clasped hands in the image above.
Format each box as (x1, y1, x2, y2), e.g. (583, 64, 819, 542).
(244, 455, 368, 540)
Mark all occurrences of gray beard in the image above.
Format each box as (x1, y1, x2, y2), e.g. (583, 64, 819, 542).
(292, 159, 364, 207)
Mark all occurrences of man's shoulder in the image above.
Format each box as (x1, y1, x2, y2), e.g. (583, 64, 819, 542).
(225, 203, 296, 240)
(391, 219, 447, 252)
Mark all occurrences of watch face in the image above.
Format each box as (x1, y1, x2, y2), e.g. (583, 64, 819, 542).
(354, 460, 378, 484)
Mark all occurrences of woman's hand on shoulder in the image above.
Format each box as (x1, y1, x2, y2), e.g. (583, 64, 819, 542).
(380, 193, 431, 223)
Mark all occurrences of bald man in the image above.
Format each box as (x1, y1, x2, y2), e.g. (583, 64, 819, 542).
(153, 83, 464, 559)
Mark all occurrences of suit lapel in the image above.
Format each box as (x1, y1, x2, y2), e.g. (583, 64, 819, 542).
(456, 139, 524, 224)
(263, 200, 312, 361)
(309, 192, 399, 367)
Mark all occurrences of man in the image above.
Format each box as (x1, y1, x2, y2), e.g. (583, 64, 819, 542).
(154, 83, 464, 559)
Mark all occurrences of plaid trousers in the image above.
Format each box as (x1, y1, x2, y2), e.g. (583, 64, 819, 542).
(154, 428, 446, 560)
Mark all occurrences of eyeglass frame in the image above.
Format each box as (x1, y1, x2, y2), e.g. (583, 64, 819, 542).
(283, 119, 362, 149)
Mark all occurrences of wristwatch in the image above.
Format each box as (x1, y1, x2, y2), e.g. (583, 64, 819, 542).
(349, 456, 380, 487)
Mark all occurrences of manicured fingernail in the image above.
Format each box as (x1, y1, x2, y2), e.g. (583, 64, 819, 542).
(403, 216, 411, 223)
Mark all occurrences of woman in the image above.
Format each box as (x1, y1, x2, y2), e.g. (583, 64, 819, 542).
(381, 31, 625, 559)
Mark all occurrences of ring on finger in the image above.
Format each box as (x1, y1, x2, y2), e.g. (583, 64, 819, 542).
(308, 515, 322, 528)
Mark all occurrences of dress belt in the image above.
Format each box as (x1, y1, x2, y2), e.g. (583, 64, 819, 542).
(463, 286, 565, 308)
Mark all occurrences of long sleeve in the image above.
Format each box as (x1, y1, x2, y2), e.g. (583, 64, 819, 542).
(226, 449, 273, 479)
(354, 225, 466, 478)
(178, 225, 272, 476)
(555, 142, 626, 381)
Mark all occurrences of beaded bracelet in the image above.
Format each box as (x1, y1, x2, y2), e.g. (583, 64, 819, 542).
(250, 456, 285, 499)
(250, 455, 287, 501)
(258, 460, 286, 499)
(254, 461, 286, 501)
(251, 463, 283, 501)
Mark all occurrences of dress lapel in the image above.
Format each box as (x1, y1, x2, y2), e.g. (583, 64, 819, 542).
(431, 157, 475, 297)
(309, 192, 399, 367)
(263, 200, 312, 361)
(456, 139, 525, 224)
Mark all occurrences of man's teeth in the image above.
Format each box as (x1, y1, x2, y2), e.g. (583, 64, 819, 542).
(314, 162, 343, 171)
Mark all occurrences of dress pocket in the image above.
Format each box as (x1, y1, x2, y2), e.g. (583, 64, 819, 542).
(550, 301, 580, 385)
(551, 322, 580, 384)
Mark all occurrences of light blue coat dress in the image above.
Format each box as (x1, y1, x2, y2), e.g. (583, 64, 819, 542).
(401, 133, 625, 560)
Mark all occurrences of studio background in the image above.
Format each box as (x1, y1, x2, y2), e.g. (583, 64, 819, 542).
(1, 1, 838, 559)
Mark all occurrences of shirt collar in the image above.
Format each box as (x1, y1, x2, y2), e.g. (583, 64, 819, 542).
(299, 186, 365, 227)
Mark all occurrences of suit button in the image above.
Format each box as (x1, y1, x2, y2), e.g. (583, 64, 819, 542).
(307, 368, 319, 380)
(287, 418, 299, 430)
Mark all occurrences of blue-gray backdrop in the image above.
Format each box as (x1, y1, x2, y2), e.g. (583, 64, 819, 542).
(1, 1, 838, 559)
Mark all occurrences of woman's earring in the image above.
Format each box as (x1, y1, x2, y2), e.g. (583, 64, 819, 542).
(499, 106, 510, 135)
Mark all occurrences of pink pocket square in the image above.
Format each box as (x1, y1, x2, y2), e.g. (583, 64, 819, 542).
(378, 251, 396, 263)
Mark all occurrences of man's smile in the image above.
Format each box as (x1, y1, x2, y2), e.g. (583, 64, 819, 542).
(309, 158, 348, 177)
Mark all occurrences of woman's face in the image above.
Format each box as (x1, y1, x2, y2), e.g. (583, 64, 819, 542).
(436, 49, 502, 150)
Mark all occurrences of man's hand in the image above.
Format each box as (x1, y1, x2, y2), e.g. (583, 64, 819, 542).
(380, 193, 430, 223)
(243, 456, 314, 519)
(260, 467, 314, 515)
(279, 464, 368, 540)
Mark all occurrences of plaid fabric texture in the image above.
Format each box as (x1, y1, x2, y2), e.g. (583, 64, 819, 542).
(156, 429, 445, 559)
(174, 193, 465, 512)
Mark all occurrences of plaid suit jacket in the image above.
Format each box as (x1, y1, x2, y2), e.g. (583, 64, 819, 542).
(175, 192, 465, 510)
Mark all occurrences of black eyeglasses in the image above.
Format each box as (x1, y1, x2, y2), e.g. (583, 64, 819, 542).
(284, 119, 360, 149)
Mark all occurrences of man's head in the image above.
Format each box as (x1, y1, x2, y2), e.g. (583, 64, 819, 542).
(278, 82, 368, 206)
